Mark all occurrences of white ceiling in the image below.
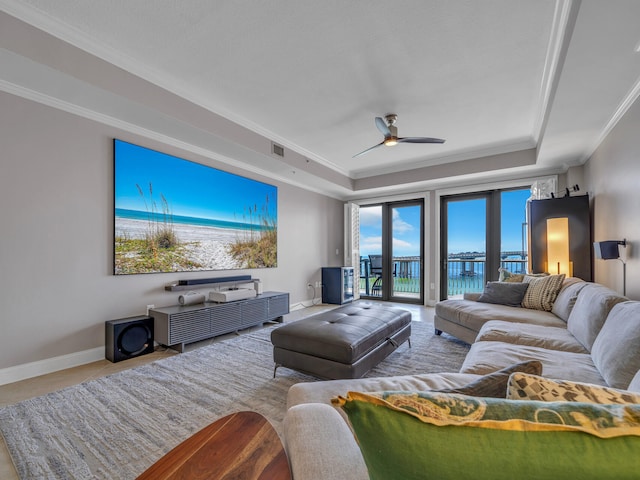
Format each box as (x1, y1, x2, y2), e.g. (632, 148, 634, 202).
(2, 0, 640, 199)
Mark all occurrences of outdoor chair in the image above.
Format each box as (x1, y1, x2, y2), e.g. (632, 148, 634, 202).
(368, 254, 396, 296)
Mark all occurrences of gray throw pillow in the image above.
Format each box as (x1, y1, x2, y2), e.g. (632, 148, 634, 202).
(437, 360, 543, 398)
(477, 281, 529, 307)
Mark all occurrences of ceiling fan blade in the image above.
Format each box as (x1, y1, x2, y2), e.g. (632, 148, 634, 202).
(397, 137, 446, 144)
(375, 117, 391, 136)
(352, 141, 385, 158)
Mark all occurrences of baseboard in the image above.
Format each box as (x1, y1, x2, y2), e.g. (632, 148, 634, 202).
(0, 346, 104, 386)
(1, 300, 304, 385)
(289, 298, 320, 312)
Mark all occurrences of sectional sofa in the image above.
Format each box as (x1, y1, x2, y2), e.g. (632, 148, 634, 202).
(281, 277, 640, 479)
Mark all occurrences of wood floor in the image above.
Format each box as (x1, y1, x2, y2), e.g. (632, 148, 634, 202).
(0, 301, 433, 479)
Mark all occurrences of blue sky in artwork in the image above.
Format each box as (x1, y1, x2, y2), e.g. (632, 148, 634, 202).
(114, 140, 277, 223)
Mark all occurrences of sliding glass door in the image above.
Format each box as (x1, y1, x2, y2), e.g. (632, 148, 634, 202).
(441, 195, 489, 299)
(440, 188, 530, 300)
(359, 200, 424, 303)
(390, 203, 423, 302)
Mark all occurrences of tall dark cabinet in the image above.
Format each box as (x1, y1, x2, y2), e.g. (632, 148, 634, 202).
(528, 194, 592, 281)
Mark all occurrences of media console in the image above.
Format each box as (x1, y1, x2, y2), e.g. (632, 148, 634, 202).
(150, 291, 289, 352)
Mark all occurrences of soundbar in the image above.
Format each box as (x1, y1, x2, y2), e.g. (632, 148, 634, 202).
(178, 275, 252, 286)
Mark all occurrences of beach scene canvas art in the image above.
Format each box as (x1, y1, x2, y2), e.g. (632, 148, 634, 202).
(114, 140, 277, 274)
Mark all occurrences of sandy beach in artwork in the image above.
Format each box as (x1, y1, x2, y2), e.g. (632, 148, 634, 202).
(115, 217, 247, 270)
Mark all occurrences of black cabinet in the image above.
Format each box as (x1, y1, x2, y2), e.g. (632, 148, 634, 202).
(529, 195, 592, 281)
(322, 267, 354, 304)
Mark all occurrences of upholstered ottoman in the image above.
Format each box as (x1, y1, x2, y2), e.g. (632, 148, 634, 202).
(271, 302, 411, 379)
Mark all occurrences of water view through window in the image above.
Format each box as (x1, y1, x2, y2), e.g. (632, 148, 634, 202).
(445, 188, 530, 298)
(357, 189, 530, 300)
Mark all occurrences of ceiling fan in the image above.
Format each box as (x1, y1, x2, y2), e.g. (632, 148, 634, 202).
(353, 114, 445, 157)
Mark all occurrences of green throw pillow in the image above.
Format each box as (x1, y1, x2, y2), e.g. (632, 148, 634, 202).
(337, 390, 640, 480)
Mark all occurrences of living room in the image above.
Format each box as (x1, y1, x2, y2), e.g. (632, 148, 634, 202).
(1, 1, 640, 478)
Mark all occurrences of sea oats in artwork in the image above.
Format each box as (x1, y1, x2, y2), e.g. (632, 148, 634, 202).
(114, 139, 277, 275)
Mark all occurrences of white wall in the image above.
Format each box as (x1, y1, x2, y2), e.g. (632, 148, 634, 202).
(0, 92, 344, 377)
(584, 95, 640, 300)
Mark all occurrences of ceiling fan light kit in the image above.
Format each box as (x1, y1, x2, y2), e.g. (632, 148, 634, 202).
(353, 113, 445, 157)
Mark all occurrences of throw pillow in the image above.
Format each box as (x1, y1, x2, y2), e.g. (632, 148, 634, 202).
(336, 390, 640, 480)
(506, 373, 640, 404)
(521, 274, 565, 311)
(498, 267, 510, 281)
(591, 301, 640, 389)
(437, 360, 542, 398)
(551, 278, 587, 322)
(497, 268, 525, 282)
(567, 283, 628, 352)
(504, 275, 525, 283)
(477, 282, 529, 307)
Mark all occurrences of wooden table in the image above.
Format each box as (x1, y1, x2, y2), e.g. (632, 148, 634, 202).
(136, 411, 291, 480)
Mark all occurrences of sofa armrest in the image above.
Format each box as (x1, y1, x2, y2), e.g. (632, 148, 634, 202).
(463, 292, 481, 301)
(284, 403, 369, 480)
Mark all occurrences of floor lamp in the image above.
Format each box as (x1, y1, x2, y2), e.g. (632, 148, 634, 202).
(594, 239, 627, 296)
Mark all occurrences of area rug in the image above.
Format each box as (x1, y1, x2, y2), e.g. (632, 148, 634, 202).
(0, 319, 468, 480)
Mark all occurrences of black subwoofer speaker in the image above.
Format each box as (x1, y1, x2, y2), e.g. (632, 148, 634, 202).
(105, 315, 154, 363)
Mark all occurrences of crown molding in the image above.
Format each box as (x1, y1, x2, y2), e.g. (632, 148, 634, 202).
(0, 2, 350, 178)
(580, 75, 640, 164)
(533, 0, 580, 145)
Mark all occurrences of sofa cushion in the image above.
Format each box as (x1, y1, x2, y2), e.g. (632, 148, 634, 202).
(337, 390, 640, 480)
(591, 302, 640, 389)
(437, 361, 542, 398)
(434, 299, 566, 336)
(507, 373, 640, 404)
(566, 283, 627, 351)
(628, 370, 640, 393)
(475, 320, 588, 353)
(461, 341, 606, 385)
(551, 278, 587, 321)
(287, 372, 483, 408)
(463, 292, 481, 301)
(477, 281, 529, 307)
(284, 403, 369, 480)
(521, 274, 565, 311)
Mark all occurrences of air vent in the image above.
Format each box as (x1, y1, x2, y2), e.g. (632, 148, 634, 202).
(272, 142, 285, 157)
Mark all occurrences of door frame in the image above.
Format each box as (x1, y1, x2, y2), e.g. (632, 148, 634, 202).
(439, 191, 501, 300)
(359, 199, 425, 304)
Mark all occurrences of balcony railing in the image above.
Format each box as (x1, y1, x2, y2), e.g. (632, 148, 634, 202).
(360, 256, 420, 298)
(447, 259, 528, 297)
(359, 256, 528, 298)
